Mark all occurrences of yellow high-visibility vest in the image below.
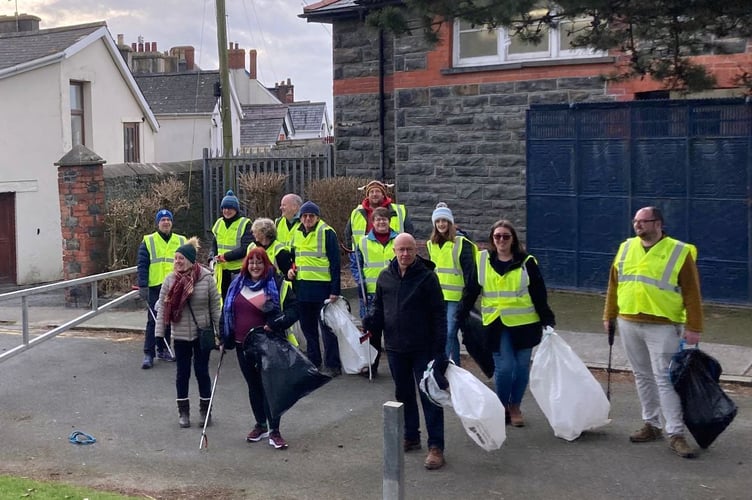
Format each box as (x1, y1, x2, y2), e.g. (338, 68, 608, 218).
(279, 279, 299, 347)
(359, 235, 394, 294)
(212, 217, 250, 272)
(614, 236, 696, 323)
(349, 203, 406, 249)
(477, 250, 540, 327)
(427, 236, 474, 301)
(144, 232, 186, 286)
(291, 222, 334, 282)
(275, 217, 301, 247)
(247, 240, 289, 272)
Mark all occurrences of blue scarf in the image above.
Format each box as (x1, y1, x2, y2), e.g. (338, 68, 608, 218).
(223, 268, 281, 341)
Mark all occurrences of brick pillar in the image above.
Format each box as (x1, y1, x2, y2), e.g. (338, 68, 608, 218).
(55, 145, 107, 306)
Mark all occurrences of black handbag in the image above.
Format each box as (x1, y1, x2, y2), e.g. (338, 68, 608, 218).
(187, 299, 216, 351)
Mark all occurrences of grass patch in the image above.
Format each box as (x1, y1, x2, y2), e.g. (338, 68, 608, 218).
(0, 475, 137, 500)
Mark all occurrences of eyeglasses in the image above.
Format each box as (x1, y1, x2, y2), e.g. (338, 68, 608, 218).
(632, 219, 657, 225)
(493, 233, 512, 241)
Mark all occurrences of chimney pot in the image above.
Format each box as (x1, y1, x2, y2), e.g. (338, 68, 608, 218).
(249, 49, 257, 80)
(138, 42, 143, 52)
(153, 41, 158, 52)
(131, 42, 137, 51)
(117, 34, 124, 45)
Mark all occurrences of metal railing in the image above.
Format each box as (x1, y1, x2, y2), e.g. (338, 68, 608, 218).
(0, 267, 137, 363)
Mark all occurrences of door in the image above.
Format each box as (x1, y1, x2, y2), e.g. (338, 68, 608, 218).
(0, 192, 17, 283)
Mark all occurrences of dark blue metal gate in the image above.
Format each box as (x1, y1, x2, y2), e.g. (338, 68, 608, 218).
(526, 98, 752, 304)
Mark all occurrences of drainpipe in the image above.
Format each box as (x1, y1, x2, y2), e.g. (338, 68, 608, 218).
(378, 28, 386, 182)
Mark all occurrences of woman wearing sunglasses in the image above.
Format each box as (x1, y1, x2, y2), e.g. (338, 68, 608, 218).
(458, 220, 555, 427)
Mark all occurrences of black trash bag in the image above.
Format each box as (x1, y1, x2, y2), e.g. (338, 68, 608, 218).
(669, 348, 737, 449)
(246, 329, 332, 420)
(460, 310, 495, 379)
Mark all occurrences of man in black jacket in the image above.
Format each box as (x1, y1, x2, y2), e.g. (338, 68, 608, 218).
(363, 233, 448, 470)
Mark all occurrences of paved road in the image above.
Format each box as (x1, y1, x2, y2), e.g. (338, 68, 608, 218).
(1, 324, 751, 499)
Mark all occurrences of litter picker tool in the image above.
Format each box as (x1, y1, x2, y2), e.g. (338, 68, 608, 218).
(132, 285, 174, 359)
(199, 347, 226, 450)
(607, 320, 615, 401)
(340, 241, 373, 381)
(146, 305, 174, 359)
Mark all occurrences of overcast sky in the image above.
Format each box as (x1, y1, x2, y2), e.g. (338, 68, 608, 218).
(4, 0, 334, 111)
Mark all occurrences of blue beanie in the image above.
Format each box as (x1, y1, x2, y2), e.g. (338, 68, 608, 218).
(155, 209, 173, 225)
(220, 190, 240, 211)
(299, 200, 320, 216)
(432, 202, 454, 224)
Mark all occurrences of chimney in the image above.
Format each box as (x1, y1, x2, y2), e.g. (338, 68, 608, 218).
(249, 49, 257, 79)
(228, 42, 245, 70)
(117, 34, 124, 45)
(138, 42, 144, 52)
(131, 42, 137, 51)
(152, 42, 158, 52)
(185, 46, 195, 71)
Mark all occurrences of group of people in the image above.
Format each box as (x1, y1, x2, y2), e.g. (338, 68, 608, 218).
(137, 183, 705, 465)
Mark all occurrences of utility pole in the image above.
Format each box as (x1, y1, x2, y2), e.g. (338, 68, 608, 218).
(215, 0, 235, 193)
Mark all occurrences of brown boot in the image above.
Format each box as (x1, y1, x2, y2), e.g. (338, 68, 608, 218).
(424, 447, 445, 470)
(669, 435, 696, 458)
(508, 404, 525, 427)
(629, 423, 662, 443)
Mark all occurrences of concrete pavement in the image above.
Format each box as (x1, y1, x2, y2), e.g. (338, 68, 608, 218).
(1, 290, 752, 499)
(1, 289, 750, 383)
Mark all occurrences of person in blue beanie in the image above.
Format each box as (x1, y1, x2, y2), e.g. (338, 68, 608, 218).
(211, 190, 254, 300)
(137, 209, 186, 368)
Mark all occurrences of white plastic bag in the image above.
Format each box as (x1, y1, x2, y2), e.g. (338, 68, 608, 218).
(530, 329, 611, 441)
(445, 364, 507, 451)
(320, 298, 378, 374)
(419, 360, 453, 408)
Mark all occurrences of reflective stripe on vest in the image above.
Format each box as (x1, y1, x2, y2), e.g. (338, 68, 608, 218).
(144, 233, 186, 286)
(360, 235, 394, 294)
(427, 236, 465, 301)
(477, 250, 539, 327)
(275, 217, 300, 248)
(615, 236, 693, 323)
(350, 203, 406, 249)
(212, 217, 250, 271)
(292, 222, 332, 281)
(247, 240, 289, 272)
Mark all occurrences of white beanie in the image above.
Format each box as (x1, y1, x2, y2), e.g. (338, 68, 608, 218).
(432, 202, 454, 224)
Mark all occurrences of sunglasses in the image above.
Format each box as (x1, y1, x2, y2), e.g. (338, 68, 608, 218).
(493, 233, 512, 241)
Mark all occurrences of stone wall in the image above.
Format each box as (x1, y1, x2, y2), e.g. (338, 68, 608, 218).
(103, 160, 206, 243)
(332, 19, 613, 241)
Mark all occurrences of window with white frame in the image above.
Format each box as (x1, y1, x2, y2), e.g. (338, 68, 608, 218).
(453, 16, 605, 67)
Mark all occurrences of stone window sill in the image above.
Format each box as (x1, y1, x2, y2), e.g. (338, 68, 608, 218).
(441, 56, 615, 75)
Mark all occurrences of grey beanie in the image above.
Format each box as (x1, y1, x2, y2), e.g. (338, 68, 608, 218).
(432, 202, 454, 224)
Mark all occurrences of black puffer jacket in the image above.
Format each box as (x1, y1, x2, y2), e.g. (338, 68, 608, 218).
(364, 256, 446, 356)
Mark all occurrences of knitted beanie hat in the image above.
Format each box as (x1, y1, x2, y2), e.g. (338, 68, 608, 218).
(432, 202, 454, 224)
(155, 209, 173, 225)
(176, 237, 199, 264)
(299, 200, 320, 216)
(220, 190, 240, 211)
(364, 180, 388, 197)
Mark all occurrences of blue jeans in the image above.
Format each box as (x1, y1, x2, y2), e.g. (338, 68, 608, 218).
(174, 339, 212, 400)
(386, 350, 444, 450)
(444, 300, 460, 365)
(492, 329, 533, 407)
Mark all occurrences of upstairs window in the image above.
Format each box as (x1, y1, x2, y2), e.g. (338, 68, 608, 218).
(123, 122, 140, 162)
(70, 82, 85, 146)
(453, 15, 605, 67)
